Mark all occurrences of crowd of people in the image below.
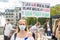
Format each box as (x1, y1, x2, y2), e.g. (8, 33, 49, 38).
(3, 18, 60, 40)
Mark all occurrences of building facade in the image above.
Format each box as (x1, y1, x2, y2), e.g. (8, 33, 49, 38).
(5, 9, 15, 24)
(4, 7, 21, 25)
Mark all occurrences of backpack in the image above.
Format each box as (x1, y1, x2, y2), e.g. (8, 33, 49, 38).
(14, 33, 35, 40)
(32, 33, 35, 39)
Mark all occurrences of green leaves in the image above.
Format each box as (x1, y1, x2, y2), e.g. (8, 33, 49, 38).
(50, 4, 60, 16)
(25, 17, 37, 25)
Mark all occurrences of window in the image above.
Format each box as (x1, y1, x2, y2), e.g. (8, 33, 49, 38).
(37, 4, 41, 7)
(45, 5, 50, 8)
(19, 8, 21, 10)
(6, 16, 8, 18)
(42, 4, 44, 8)
(11, 16, 13, 17)
(9, 16, 10, 18)
(10, 16, 13, 18)
(16, 16, 18, 18)
(19, 13, 21, 19)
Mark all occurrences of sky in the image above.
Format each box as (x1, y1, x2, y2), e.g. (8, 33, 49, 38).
(0, 0, 60, 12)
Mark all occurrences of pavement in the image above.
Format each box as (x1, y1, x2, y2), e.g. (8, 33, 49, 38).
(0, 35, 3, 40)
(0, 35, 52, 40)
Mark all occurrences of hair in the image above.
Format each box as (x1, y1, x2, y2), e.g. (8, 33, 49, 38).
(35, 22, 40, 26)
(57, 19, 60, 31)
(17, 19, 28, 32)
(55, 19, 59, 26)
(53, 19, 60, 34)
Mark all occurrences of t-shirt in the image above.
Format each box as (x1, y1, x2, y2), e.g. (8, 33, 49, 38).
(4, 23, 13, 36)
(30, 25, 39, 33)
(30, 26, 37, 33)
(10, 33, 34, 40)
(47, 23, 51, 31)
(47, 28, 51, 31)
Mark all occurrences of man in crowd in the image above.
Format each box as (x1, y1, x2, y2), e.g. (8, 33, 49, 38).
(44, 19, 51, 36)
(3, 19, 13, 40)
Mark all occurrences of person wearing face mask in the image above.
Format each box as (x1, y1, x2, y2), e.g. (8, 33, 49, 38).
(3, 19, 13, 40)
(10, 19, 34, 40)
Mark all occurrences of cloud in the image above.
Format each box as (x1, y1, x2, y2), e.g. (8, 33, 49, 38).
(0, 0, 19, 12)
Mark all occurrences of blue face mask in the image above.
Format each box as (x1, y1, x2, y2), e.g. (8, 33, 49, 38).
(19, 25, 26, 30)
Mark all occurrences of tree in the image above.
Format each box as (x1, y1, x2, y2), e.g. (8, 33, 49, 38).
(25, 17, 37, 25)
(50, 4, 60, 16)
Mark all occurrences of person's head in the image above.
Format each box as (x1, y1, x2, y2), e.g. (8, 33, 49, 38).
(35, 22, 40, 27)
(46, 19, 49, 23)
(17, 19, 28, 32)
(6, 19, 10, 24)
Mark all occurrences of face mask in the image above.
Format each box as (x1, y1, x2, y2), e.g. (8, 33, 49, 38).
(19, 25, 26, 30)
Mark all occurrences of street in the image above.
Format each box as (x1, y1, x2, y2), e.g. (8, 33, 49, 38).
(0, 35, 3, 40)
(0, 35, 52, 40)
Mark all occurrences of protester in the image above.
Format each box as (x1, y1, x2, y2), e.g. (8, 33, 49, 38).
(55, 19, 60, 40)
(30, 22, 40, 33)
(3, 19, 13, 40)
(44, 19, 51, 36)
(10, 19, 34, 40)
(52, 19, 59, 40)
(30, 22, 40, 40)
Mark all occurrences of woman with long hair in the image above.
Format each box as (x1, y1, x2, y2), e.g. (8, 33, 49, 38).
(52, 19, 59, 40)
(56, 19, 60, 40)
(10, 19, 34, 40)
